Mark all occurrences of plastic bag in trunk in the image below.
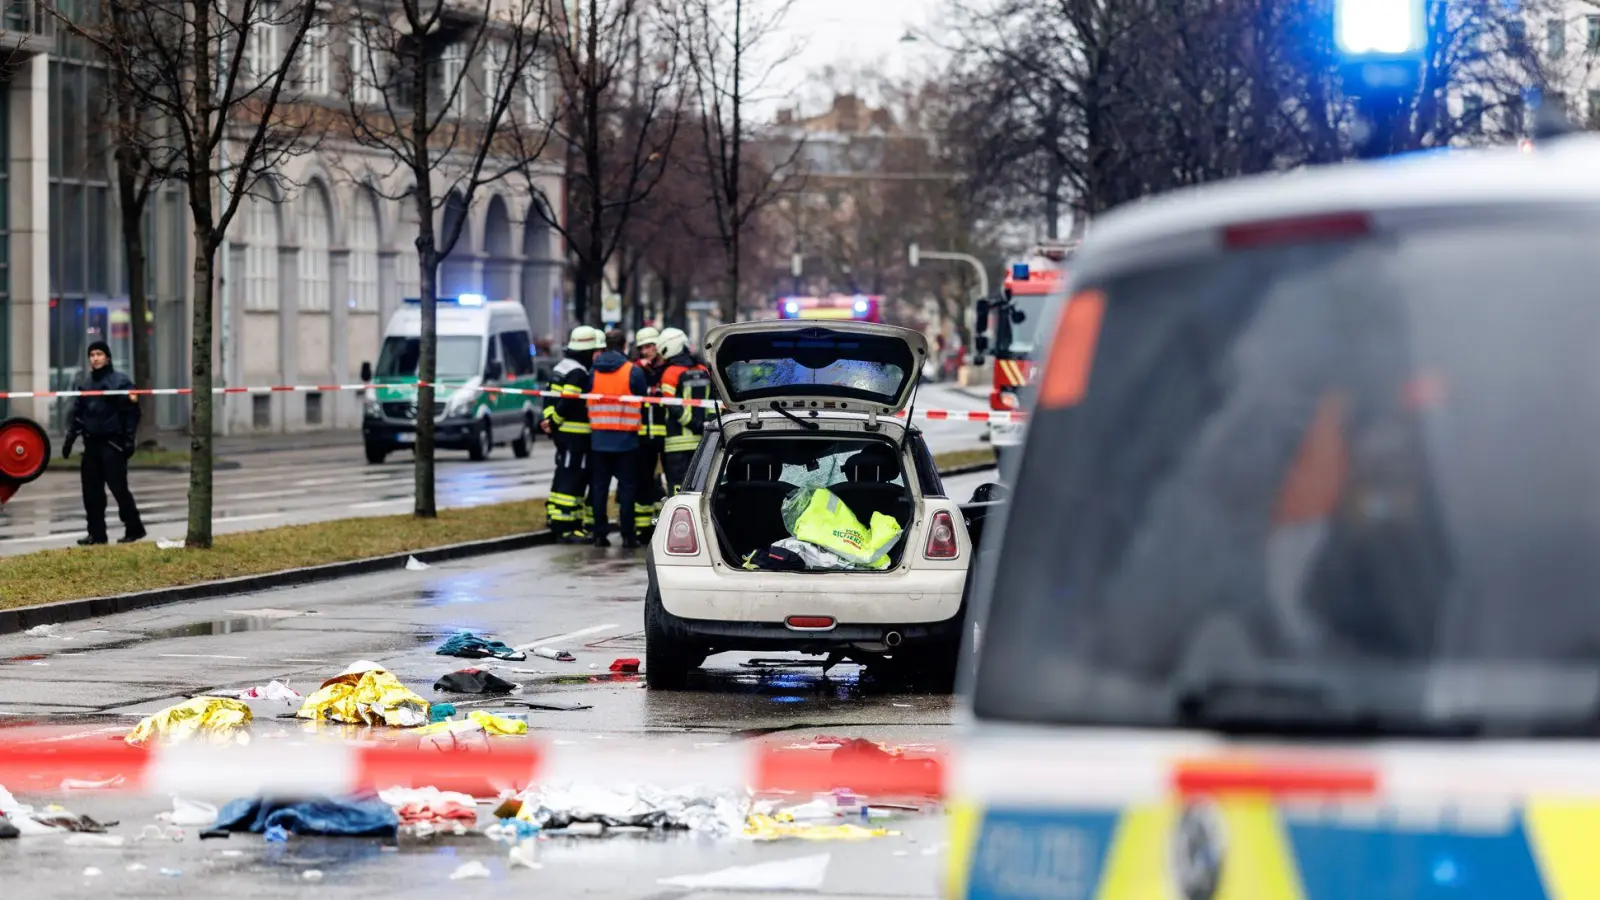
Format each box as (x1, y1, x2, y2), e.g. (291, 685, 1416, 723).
(780, 487, 904, 569)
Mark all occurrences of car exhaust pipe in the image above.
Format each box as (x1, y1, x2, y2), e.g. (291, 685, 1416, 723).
(884, 631, 903, 648)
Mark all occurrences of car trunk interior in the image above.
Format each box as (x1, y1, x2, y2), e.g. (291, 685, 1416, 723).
(709, 434, 914, 571)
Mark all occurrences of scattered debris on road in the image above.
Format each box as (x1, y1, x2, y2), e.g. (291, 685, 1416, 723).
(436, 630, 528, 661)
(433, 668, 518, 694)
(298, 662, 430, 727)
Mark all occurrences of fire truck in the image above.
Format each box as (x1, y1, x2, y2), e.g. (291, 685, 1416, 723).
(972, 240, 1077, 456)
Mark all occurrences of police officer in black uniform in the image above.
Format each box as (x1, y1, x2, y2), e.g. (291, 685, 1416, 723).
(64, 340, 146, 545)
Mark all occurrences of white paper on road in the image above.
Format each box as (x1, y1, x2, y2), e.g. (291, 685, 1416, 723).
(0, 784, 59, 835)
(405, 555, 430, 570)
(658, 853, 831, 891)
(156, 796, 218, 827)
(156, 539, 185, 549)
(450, 861, 492, 880)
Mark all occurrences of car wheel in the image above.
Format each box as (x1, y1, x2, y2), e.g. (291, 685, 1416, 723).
(468, 421, 492, 461)
(364, 443, 388, 465)
(645, 586, 700, 690)
(511, 415, 534, 458)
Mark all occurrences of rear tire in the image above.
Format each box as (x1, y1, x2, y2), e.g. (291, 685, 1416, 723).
(364, 443, 388, 465)
(645, 586, 701, 691)
(511, 416, 534, 458)
(468, 421, 492, 461)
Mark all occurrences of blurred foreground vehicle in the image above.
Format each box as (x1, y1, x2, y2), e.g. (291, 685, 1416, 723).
(950, 136, 1600, 898)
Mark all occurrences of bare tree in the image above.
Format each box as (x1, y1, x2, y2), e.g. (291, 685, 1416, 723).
(529, 0, 682, 327)
(49, 0, 325, 548)
(338, 0, 551, 518)
(682, 0, 798, 324)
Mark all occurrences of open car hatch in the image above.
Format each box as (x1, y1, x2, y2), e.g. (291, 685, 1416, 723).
(703, 321, 929, 416)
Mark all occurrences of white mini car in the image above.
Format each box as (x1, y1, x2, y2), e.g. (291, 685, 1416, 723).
(645, 320, 999, 691)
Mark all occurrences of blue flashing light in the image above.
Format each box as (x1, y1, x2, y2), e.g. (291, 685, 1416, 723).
(1335, 0, 1425, 58)
(456, 293, 486, 306)
(853, 297, 869, 314)
(1011, 263, 1030, 280)
(783, 299, 800, 316)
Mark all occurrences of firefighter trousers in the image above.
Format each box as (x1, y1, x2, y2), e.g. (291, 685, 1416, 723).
(546, 433, 592, 540)
(661, 449, 694, 497)
(633, 437, 665, 535)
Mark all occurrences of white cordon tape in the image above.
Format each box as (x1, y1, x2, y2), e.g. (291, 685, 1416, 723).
(0, 381, 1028, 423)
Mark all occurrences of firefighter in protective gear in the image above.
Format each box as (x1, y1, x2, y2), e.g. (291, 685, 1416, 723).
(655, 328, 712, 495)
(585, 329, 651, 548)
(542, 325, 604, 542)
(631, 326, 667, 539)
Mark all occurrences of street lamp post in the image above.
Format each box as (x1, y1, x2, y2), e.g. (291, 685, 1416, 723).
(906, 243, 989, 302)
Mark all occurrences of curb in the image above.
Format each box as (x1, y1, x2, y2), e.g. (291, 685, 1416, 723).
(0, 461, 1001, 635)
(0, 531, 556, 635)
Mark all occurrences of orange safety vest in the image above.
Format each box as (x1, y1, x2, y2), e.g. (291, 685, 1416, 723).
(588, 363, 642, 433)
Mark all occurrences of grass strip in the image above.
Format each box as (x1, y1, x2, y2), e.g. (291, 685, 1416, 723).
(0, 448, 997, 609)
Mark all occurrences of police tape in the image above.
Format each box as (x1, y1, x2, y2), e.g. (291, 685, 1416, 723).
(0, 382, 1030, 424)
(0, 729, 1583, 804)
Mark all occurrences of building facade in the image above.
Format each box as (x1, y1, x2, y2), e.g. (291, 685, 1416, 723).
(0, 4, 568, 434)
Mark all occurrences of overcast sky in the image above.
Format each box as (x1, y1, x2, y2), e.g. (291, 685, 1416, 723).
(753, 0, 948, 119)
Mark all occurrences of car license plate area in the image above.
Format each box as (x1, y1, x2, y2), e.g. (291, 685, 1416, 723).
(963, 808, 1118, 899)
(395, 433, 414, 444)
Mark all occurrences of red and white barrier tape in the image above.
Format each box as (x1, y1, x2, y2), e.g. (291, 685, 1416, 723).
(3, 730, 1597, 803)
(0, 382, 1029, 424)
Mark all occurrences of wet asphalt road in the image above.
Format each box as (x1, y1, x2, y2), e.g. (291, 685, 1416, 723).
(0, 468, 998, 898)
(0, 384, 991, 556)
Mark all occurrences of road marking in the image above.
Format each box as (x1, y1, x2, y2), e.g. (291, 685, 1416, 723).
(514, 623, 620, 652)
(214, 513, 284, 524)
(230, 489, 309, 501)
(348, 499, 411, 510)
(19, 725, 129, 744)
(158, 654, 249, 660)
(0, 531, 87, 545)
(280, 658, 330, 663)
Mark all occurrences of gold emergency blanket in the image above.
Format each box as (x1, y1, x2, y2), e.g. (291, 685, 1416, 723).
(744, 812, 895, 841)
(296, 667, 430, 727)
(124, 697, 253, 746)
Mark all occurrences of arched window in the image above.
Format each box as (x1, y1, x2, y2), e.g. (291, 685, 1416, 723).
(296, 182, 331, 312)
(395, 196, 421, 301)
(243, 191, 281, 311)
(348, 187, 380, 312)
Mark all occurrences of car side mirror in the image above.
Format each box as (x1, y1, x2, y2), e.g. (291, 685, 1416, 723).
(359, 361, 373, 382)
(485, 360, 504, 382)
(969, 482, 1009, 504)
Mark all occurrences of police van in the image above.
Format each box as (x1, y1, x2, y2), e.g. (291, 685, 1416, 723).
(359, 295, 543, 464)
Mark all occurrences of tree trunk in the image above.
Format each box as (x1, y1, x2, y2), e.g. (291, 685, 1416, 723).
(414, 191, 439, 519)
(120, 182, 157, 449)
(185, 237, 216, 548)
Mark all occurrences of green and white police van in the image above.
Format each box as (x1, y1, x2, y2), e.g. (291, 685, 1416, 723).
(359, 295, 543, 464)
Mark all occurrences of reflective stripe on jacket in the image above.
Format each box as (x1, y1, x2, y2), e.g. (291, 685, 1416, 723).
(589, 362, 642, 433)
(543, 357, 591, 435)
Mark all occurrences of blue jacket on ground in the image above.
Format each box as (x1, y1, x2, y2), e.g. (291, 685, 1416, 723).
(584, 350, 650, 453)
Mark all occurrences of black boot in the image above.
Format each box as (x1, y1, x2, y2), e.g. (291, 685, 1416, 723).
(119, 527, 148, 544)
(77, 536, 107, 547)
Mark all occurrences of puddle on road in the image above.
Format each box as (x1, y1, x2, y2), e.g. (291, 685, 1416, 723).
(140, 616, 282, 640)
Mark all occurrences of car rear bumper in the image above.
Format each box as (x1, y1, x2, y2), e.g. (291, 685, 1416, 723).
(655, 560, 966, 627)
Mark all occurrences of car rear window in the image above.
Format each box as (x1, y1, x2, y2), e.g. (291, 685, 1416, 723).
(972, 214, 1600, 733)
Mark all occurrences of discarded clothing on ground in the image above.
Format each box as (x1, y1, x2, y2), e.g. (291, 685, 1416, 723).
(416, 710, 526, 738)
(297, 666, 430, 727)
(378, 787, 480, 825)
(234, 680, 301, 702)
(125, 697, 253, 746)
(213, 796, 399, 837)
(0, 785, 56, 835)
(436, 631, 527, 661)
(429, 703, 457, 723)
(514, 784, 746, 835)
(433, 668, 517, 694)
(32, 807, 114, 833)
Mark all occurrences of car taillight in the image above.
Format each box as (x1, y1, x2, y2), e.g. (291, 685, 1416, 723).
(665, 507, 698, 555)
(990, 390, 1019, 411)
(925, 510, 958, 559)
(1223, 212, 1370, 250)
